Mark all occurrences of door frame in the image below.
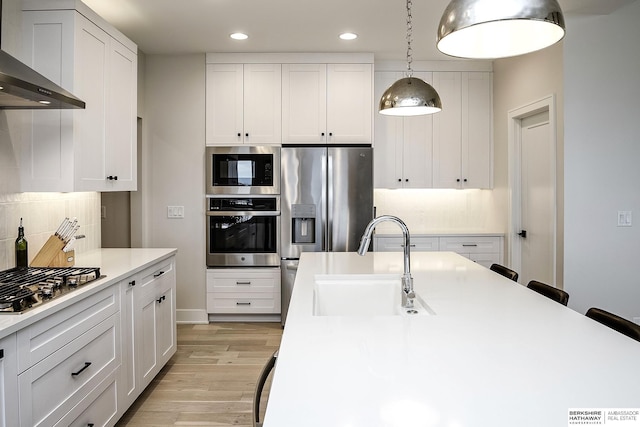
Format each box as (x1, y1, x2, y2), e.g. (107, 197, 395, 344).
(508, 94, 558, 284)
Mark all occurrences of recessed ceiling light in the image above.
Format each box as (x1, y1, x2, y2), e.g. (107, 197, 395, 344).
(230, 32, 248, 40)
(339, 32, 358, 40)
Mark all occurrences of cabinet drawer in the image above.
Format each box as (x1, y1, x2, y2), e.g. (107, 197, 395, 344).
(18, 314, 119, 427)
(468, 253, 501, 268)
(17, 285, 119, 373)
(207, 268, 280, 293)
(439, 236, 501, 254)
(139, 257, 175, 299)
(55, 370, 118, 427)
(207, 292, 281, 314)
(374, 236, 439, 252)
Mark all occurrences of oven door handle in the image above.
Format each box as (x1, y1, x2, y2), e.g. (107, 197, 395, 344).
(206, 211, 280, 217)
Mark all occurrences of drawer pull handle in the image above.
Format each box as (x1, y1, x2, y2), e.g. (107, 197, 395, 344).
(236, 302, 251, 306)
(129, 280, 136, 286)
(153, 271, 165, 278)
(236, 281, 252, 285)
(462, 244, 478, 247)
(400, 244, 416, 248)
(157, 295, 166, 303)
(71, 362, 92, 377)
(0, 349, 3, 359)
(88, 424, 95, 427)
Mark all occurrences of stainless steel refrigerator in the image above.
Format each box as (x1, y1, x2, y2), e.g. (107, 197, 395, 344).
(280, 145, 374, 325)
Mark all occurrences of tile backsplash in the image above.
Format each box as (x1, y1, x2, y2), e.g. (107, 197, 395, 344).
(374, 188, 504, 235)
(0, 192, 101, 270)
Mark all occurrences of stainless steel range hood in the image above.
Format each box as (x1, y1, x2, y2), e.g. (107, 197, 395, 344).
(0, 49, 85, 109)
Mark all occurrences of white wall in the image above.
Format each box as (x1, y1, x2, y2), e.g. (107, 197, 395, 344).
(564, 1, 640, 320)
(143, 54, 207, 322)
(492, 42, 565, 284)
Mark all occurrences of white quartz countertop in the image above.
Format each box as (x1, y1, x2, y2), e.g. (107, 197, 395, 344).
(264, 251, 640, 427)
(0, 248, 176, 338)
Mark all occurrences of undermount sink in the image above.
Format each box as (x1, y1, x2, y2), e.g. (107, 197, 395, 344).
(313, 274, 434, 317)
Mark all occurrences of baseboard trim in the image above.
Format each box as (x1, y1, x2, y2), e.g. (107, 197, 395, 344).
(177, 309, 209, 324)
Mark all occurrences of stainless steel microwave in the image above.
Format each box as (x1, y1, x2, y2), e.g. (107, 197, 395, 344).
(205, 146, 281, 195)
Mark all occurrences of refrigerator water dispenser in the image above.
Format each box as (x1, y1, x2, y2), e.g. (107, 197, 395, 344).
(291, 204, 316, 244)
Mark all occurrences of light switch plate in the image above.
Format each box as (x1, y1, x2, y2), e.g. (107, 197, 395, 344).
(167, 206, 184, 218)
(617, 211, 632, 227)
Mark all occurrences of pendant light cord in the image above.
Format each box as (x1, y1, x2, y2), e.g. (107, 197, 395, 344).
(406, 0, 414, 77)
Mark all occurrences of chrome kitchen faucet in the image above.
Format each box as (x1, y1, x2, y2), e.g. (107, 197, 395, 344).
(357, 215, 415, 309)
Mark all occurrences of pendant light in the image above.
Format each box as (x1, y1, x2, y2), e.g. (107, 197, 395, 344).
(379, 0, 442, 116)
(437, 0, 565, 59)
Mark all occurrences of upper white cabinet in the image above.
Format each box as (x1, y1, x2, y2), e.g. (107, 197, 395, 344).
(433, 72, 493, 189)
(206, 63, 282, 145)
(282, 63, 372, 144)
(374, 71, 434, 188)
(373, 67, 492, 189)
(21, 1, 138, 192)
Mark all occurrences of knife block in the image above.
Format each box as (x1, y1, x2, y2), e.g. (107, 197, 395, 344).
(30, 235, 75, 267)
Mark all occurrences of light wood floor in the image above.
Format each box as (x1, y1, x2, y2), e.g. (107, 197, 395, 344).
(116, 322, 283, 427)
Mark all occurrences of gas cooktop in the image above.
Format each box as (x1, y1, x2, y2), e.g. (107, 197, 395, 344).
(0, 266, 103, 314)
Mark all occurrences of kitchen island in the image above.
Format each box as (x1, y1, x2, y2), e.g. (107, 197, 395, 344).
(264, 251, 640, 427)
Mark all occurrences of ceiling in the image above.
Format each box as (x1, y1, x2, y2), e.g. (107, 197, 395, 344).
(82, 0, 636, 60)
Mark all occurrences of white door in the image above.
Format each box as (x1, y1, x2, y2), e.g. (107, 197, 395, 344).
(518, 110, 555, 286)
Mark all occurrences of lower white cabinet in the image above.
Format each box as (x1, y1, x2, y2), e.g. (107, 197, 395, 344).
(137, 258, 177, 390)
(17, 285, 120, 427)
(207, 268, 281, 315)
(374, 234, 503, 268)
(0, 334, 18, 427)
(120, 256, 177, 403)
(0, 252, 177, 426)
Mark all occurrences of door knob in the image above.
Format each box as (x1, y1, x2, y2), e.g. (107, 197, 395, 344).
(518, 230, 527, 238)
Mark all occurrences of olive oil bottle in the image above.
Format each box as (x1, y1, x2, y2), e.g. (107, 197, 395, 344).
(15, 218, 28, 269)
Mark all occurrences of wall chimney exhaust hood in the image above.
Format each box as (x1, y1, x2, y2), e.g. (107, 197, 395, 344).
(0, 49, 85, 109)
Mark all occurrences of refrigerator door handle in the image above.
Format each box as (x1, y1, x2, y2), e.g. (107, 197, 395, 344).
(321, 148, 330, 252)
(326, 149, 333, 252)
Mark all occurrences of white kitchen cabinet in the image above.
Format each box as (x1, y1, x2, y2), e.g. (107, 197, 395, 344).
(136, 258, 177, 390)
(21, 2, 137, 192)
(16, 284, 120, 427)
(282, 63, 373, 144)
(0, 334, 18, 427)
(373, 235, 439, 252)
(374, 234, 503, 268)
(433, 72, 492, 189)
(438, 236, 503, 268)
(119, 274, 138, 410)
(206, 63, 282, 145)
(374, 71, 434, 188)
(207, 268, 281, 316)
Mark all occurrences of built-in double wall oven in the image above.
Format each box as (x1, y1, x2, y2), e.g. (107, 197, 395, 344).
(205, 146, 281, 267)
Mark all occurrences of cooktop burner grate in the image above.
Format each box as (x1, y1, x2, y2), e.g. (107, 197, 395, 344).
(0, 266, 102, 313)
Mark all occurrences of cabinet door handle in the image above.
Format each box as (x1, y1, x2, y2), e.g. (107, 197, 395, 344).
(237, 132, 241, 137)
(321, 132, 325, 136)
(157, 295, 166, 303)
(328, 132, 333, 137)
(236, 281, 252, 285)
(236, 301, 251, 306)
(153, 271, 165, 278)
(71, 362, 92, 377)
(245, 133, 249, 138)
(106, 175, 118, 181)
(88, 424, 95, 427)
(129, 280, 136, 286)
(397, 178, 402, 182)
(0, 349, 4, 359)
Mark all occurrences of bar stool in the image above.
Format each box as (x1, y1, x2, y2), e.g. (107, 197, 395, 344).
(526, 280, 569, 306)
(253, 349, 278, 427)
(585, 307, 640, 342)
(489, 263, 519, 282)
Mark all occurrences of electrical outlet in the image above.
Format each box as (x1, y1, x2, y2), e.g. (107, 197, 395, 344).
(167, 206, 184, 218)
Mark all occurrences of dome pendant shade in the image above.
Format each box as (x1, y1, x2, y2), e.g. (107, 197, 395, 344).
(379, 77, 442, 116)
(437, 0, 565, 59)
